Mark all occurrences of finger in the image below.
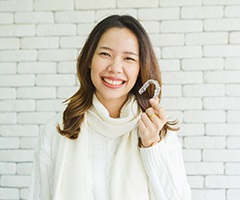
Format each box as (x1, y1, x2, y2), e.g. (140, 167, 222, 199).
(149, 99, 167, 122)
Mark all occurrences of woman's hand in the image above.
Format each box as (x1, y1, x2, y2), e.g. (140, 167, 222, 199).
(138, 98, 167, 148)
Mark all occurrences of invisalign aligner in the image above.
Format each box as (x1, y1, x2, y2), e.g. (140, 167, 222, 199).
(138, 79, 161, 99)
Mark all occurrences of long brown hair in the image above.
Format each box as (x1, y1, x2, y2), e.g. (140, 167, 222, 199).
(57, 15, 177, 139)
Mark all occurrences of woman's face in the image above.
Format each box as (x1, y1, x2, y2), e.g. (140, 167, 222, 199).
(90, 27, 140, 105)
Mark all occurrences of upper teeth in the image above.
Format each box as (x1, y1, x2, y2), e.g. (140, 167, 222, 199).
(104, 78, 123, 85)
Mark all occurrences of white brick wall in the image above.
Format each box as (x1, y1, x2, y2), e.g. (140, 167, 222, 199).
(0, 1, 239, 200)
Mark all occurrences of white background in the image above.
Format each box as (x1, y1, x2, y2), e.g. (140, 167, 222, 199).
(0, 0, 240, 199)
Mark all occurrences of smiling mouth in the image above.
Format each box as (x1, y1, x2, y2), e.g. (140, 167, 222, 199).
(102, 77, 125, 85)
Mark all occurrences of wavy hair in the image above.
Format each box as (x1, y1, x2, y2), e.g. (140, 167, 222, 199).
(57, 15, 178, 139)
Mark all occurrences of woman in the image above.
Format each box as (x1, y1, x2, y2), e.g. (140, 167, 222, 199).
(28, 15, 191, 200)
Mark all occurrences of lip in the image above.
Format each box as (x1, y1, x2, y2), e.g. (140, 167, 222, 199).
(101, 76, 126, 89)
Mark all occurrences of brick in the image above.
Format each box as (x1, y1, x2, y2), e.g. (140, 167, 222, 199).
(161, 97, 202, 110)
(225, 6, 240, 17)
(0, 63, 17, 74)
(162, 71, 203, 84)
(0, 50, 37, 62)
(20, 37, 59, 49)
(184, 137, 225, 149)
(184, 111, 225, 123)
(0, 125, 39, 137)
(226, 163, 240, 175)
(95, 9, 137, 22)
(204, 71, 240, 83)
(183, 84, 225, 97)
(230, 32, 240, 43)
(0, 188, 19, 199)
(77, 23, 95, 36)
(161, 20, 202, 33)
(187, 176, 204, 188)
(58, 62, 76, 73)
(203, 0, 240, 5)
(117, 0, 158, 8)
(36, 74, 76, 86)
(206, 123, 240, 136)
(0, 75, 35, 87)
(164, 111, 182, 123)
(150, 34, 184, 46)
(0, 38, 19, 49)
(227, 190, 240, 200)
(162, 46, 202, 58)
(17, 163, 32, 175)
(18, 61, 57, 74)
(36, 100, 66, 111)
(204, 45, 240, 57)
(159, 59, 180, 71)
(55, 11, 95, 23)
(60, 36, 87, 49)
(225, 58, 240, 69)
(139, 8, 179, 20)
(37, 24, 76, 36)
(204, 97, 240, 110)
(178, 124, 204, 136)
(227, 137, 240, 149)
(161, 85, 181, 97)
(0, 13, 13, 24)
(15, 12, 54, 23)
(0, 150, 33, 162)
(34, 0, 74, 11)
(38, 49, 77, 61)
(205, 175, 240, 188)
(226, 84, 240, 96)
(0, 25, 35, 37)
(0, 100, 35, 112)
(182, 58, 224, 71)
(141, 21, 160, 34)
(160, 0, 201, 6)
(0, 138, 19, 149)
(0, 0, 32, 11)
(203, 150, 240, 162)
(0, 88, 16, 99)
(0, 113, 16, 124)
(20, 188, 28, 200)
(182, 149, 201, 162)
(185, 162, 224, 175)
(181, 6, 223, 19)
(185, 32, 228, 45)
(204, 19, 240, 31)
(192, 189, 225, 200)
(17, 112, 56, 124)
(0, 163, 16, 174)
(228, 111, 240, 122)
(75, 0, 115, 9)
(20, 137, 38, 149)
(1, 175, 30, 188)
(17, 87, 56, 99)
(57, 87, 78, 98)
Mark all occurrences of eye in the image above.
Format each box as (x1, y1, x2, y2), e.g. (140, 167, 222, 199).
(99, 52, 111, 57)
(125, 57, 135, 61)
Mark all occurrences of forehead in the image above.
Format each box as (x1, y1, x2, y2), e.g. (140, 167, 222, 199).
(97, 27, 139, 51)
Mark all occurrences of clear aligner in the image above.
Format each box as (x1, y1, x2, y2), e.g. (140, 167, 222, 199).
(138, 79, 161, 99)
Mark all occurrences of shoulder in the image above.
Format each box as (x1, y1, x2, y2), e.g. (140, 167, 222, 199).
(39, 112, 64, 145)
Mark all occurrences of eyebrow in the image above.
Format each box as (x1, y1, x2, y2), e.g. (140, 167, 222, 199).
(99, 46, 139, 56)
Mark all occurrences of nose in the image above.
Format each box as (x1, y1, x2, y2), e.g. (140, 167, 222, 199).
(107, 59, 123, 73)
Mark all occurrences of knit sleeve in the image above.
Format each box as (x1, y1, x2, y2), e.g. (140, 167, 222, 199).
(27, 124, 53, 200)
(140, 131, 191, 200)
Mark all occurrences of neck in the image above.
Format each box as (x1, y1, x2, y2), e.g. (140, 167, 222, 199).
(95, 95, 128, 118)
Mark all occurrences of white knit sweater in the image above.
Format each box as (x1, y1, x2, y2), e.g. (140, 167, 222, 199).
(28, 97, 191, 200)
(89, 126, 191, 200)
